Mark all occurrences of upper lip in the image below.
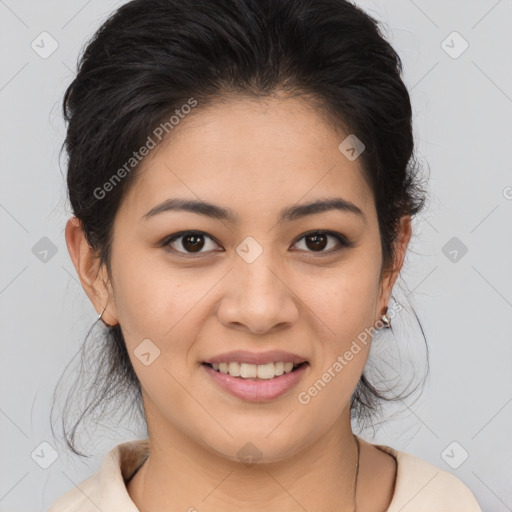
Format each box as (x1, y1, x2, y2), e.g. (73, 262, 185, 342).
(203, 350, 308, 366)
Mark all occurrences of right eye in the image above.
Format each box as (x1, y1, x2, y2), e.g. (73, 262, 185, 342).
(162, 231, 223, 256)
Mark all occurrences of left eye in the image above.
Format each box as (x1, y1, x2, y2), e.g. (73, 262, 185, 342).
(162, 230, 353, 256)
(292, 231, 352, 254)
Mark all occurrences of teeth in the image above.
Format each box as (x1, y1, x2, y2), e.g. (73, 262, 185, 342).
(210, 361, 301, 379)
(228, 361, 240, 376)
(274, 361, 284, 376)
(240, 363, 258, 378)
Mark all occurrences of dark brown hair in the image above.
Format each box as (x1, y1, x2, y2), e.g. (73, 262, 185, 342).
(52, 0, 429, 457)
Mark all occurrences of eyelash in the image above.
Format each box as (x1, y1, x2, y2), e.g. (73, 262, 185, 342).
(161, 230, 355, 258)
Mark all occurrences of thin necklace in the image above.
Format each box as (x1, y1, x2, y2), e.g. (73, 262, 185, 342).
(353, 434, 361, 512)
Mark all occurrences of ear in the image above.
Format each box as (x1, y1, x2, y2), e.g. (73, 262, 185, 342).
(65, 216, 119, 326)
(377, 215, 412, 317)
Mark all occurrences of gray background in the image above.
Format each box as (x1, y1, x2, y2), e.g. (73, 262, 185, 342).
(1, 0, 511, 510)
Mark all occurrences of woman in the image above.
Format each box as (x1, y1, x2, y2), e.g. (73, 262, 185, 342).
(48, 0, 482, 510)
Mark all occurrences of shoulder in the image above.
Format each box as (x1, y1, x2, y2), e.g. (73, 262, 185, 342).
(46, 439, 149, 512)
(373, 443, 483, 512)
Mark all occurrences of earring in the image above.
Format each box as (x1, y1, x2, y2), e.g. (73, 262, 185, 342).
(380, 312, 391, 329)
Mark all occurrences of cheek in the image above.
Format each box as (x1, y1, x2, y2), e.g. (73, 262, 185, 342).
(301, 258, 381, 342)
(295, 248, 381, 407)
(295, 269, 379, 425)
(110, 249, 201, 354)
(111, 261, 206, 412)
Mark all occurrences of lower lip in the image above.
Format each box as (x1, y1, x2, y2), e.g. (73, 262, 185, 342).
(202, 363, 309, 402)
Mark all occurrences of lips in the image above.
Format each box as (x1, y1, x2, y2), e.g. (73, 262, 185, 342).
(201, 350, 310, 401)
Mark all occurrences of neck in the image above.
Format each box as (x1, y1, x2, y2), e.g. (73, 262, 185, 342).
(128, 404, 359, 512)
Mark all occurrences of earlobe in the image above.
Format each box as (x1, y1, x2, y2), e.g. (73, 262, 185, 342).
(64, 216, 119, 326)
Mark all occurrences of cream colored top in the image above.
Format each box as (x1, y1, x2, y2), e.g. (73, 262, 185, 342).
(47, 438, 482, 511)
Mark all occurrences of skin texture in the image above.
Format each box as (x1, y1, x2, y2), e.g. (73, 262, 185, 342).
(66, 95, 411, 511)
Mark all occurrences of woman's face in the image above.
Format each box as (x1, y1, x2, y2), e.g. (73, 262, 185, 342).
(73, 95, 409, 462)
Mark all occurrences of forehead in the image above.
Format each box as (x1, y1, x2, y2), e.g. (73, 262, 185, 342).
(118, 96, 376, 224)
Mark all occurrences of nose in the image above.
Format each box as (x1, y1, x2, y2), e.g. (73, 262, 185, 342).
(216, 249, 300, 335)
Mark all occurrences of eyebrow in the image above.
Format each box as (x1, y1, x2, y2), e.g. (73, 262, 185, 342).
(142, 197, 366, 224)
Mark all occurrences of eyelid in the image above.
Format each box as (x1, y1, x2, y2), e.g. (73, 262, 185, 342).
(162, 229, 355, 256)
